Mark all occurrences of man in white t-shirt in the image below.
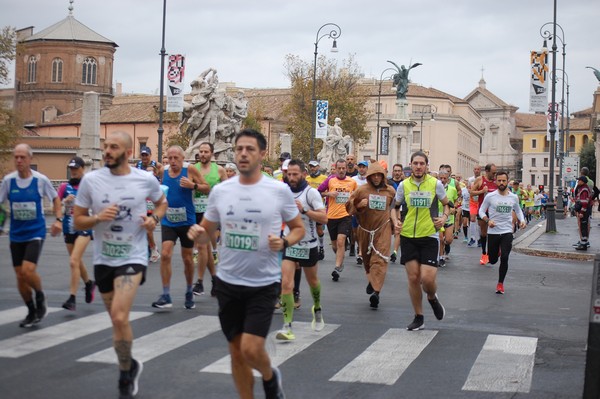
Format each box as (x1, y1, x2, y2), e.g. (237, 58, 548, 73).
(478, 170, 525, 295)
(74, 131, 167, 399)
(188, 129, 304, 399)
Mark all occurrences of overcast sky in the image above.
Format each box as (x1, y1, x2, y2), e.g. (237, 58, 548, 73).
(2, 0, 599, 114)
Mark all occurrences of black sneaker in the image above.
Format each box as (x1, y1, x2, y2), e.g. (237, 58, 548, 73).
(84, 280, 96, 303)
(575, 243, 589, 251)
(193, 279, 204, 296)
(318, 247, 325, 260)
(369, 292, 379, 309)
(119, 359, 143, 399)
(130, 358, 143, 397)
(366, 282, 374, 295)
(331, 270, 339, 282)
(19, 310, 37, 328)
(428, 294, 445, 320)
(263, 366, 285, 399)
(438, 258, 446, 268)
(406, 314, 424, 331)
(390, 251, 397, 263)
(62, 296, 76, 311)
(349, 247, 356, 257)
(210, 276, 217, 297)
(356, 256, 363, 265)
(35, 292, 47, 323)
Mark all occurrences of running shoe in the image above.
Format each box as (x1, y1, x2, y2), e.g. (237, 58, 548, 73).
(406, 314, 424, 331)
(428, 294, 445, 320)
(467, 239, 477, 247)
(35, 292, 47, 323)
(293, 293, 301, 309)
(438, 258, 446, 268)
(184, 292, 195, 309)
(479, 254, 489, 265)
(275, 323, 295, 341)
(318, 247, 325, 260)
(263, 366, 286, 399)
(193, 279, 204, 296)
(496, 282, 505, 294)
(366, 282, 374, 295)
(390, 251, 397, 263)
(149, 248, 161, 263)
(119, 358, 143, 399)
(356, 256, 363, 265)
(85, 280, 96, 303)
(19, 310, 37, 328)
(369, 292, 379, 309)
(210, 276, 217, 297)
(62, 296, 76, 311)
(334, 264, 344, 273)
(463, 237, 469, 243)
(311, 306, 325, 331)
(575, 242, 589, 251)
(151, 294, 173, 309)
(349, 247, 356, 257)
(331, 270, 340, 282)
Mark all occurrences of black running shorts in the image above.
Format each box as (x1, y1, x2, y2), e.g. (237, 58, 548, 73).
(400, 236, 440, 267)
(282, 246, 319, 267)
(327, 216, 351, 241)
(161, 225, 194, 248)
(94, 264, 146, 293)
(10, 239, 44, 267)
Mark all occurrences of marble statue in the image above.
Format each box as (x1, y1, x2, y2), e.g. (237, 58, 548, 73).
(387, 60, 422, 100)
(182, 68, 248, 162)
(317, 117, 353, 171)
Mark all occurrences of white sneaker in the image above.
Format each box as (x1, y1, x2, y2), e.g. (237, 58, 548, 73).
(150, 248, 161, 263)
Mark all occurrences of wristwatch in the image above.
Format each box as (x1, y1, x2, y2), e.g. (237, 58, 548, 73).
(301, 208, 307, 214)
(56, 217, 63, 222)
(152, 214, 160, 223)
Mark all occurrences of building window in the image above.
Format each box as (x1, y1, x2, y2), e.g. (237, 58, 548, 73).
(531, 138, 537, 149)
(531, 175, 536, 185)
(27, 56, 37, 83)
(82, 57, 97, 85)
(543, 174, 548, 185)
(51, 58, 63, 83)
(544, 158, 548, 167)
(531, 158, 536, 167)
(569, 135, 576, 153)
(583, 135, 589, 146)
(413, 131, 421, 144)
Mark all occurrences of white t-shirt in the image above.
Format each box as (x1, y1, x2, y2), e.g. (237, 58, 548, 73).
(75, 167, 163, 267)
(478, 190, 524, 234)
(204, 175, 299, 287)
(352, 174, 368, 187)
(284, 185, 325, 249)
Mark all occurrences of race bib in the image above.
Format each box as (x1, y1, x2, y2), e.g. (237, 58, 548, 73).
(368, 194, 386, 210)
(101, 230, 133, 258)
(193, 196, 209, 213)
(12, 201, 37, 221)
(285, 241, 310, 259)
(146, 199, 155, 211)
(224, 220, 260, 251)
(166, 207, 187, 223)
(409, 191, 431, 208)
(495, 204, 512, 213)
(335, 192, 350, 204)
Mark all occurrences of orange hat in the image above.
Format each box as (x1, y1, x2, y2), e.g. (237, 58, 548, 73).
(378, 160, 388, 170)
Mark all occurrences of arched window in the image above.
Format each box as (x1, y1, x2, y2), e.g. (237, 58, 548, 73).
(51, 58, 63, 83)
(27, 56, 37, 83)
(583, 135, 589, 146)
(569, 135, 576, 152)
(82, 57, 97, 85)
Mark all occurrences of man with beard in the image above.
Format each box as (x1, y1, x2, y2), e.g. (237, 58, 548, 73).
(152, 146, 209, 310)
(0, 143, 63, 328)
(478, 171, 526, 294)
(318, 159, 358, 281)
(470, 163, 497, 265)
(192, 142, 227, 297)
(306, 160, 327, 259)
(74, 131, 167, 398)
(346, 162, 396, 309)
(346, 154, 358, 177)
(58, 156, 96, 311)
(392, 151, 449, 331)
(276, 159, 328, 340)
(187, 129, 304, 399)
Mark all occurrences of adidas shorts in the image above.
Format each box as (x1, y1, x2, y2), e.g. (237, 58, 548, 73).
(94, 264, 146, 293)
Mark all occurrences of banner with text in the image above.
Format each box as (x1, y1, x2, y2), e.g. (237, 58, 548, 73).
(529, 49, 549, 113)
(167, 54, 185, 112)
(380, 126, 389, 155)
(315, 100, 329, 139)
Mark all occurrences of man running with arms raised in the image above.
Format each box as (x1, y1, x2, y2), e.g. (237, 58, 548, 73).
(188, 129, 304, 399)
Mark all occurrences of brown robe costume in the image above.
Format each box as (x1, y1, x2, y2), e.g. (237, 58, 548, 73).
(346, 163, 396, 292)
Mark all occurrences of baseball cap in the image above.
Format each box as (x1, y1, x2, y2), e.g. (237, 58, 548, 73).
(141, 146, 152, 155)
(578, 176, 588, 183)
(358, 160, 369, 167)
(68, 156, 85, 169)
(282, 159, 291, 170)
(308, 160, 320, 167)
(279, 152, 291, 160)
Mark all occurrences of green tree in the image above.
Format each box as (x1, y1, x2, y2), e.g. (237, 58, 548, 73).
(0, 26, 19, 173)
(579, 141, 596, 182)
(283, 53, 370, 161)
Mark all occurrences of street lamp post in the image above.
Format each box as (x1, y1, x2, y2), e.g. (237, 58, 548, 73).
(553, 68, 569, 212)
(541, 21, 566, 218)
(539, 0, 558, 232)
(415, 105, 437, 152)
(310, 23, 341, 161)
(157, 0, 167, 161)
(375, 68, 396, 160)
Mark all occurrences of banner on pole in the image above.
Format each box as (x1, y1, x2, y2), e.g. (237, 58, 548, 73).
(380, 127, 389, 155)
(166, 54, 185, 112)
(529, 49, 549, 113)
(315, 100, 329, 139)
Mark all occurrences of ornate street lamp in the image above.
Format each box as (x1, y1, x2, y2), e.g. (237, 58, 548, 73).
(414, 104, 437, 152)
(310, 23, 342, 161)
(375, 68, 396, 160)
(157, 0, 167, 161)
(552, 68, 569, 212)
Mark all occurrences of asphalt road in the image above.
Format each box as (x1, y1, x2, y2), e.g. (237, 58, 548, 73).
(0, 228, 593, 399)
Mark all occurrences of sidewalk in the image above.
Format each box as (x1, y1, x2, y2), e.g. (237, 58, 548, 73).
(513, 210, 600, 261)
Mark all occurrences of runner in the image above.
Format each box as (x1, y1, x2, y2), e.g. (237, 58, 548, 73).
(437, 169, 458, 267)
(73, 131, 167, 398)
(351, 160, 369, 264)
(392, 151, 449, 331)
(478, 171, 526, 294)
(136, 146, 163, 263)
(346, 162, 396, 309)
(0, 143, 63, 328)
(276, 159, 327, 340)
(318, 159, 358, 281)
(58, 156, 95, 311)
(151, 145, 209, 310)
(387, 163, 404, 262)
(470, 163, 497, 265)
(345, 154, 358, 177)
(306, 160, 327, 260)
(467, 165, 482, 247)
(187, 129, 304, 399)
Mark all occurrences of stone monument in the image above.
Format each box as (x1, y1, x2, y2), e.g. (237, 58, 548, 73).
(78, 91, 103, 169)
(280, 133, 292, 156)
(316, 117, 353, 171)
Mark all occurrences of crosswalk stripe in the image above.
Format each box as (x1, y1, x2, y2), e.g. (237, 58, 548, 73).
(0, 307, 62, 327)
(201, 322, 339, 376)
(462, 334, 537, 393)
(0, 311, 152, 358)
(78, 315, 222, 364)
(330, 328, 438, 385)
